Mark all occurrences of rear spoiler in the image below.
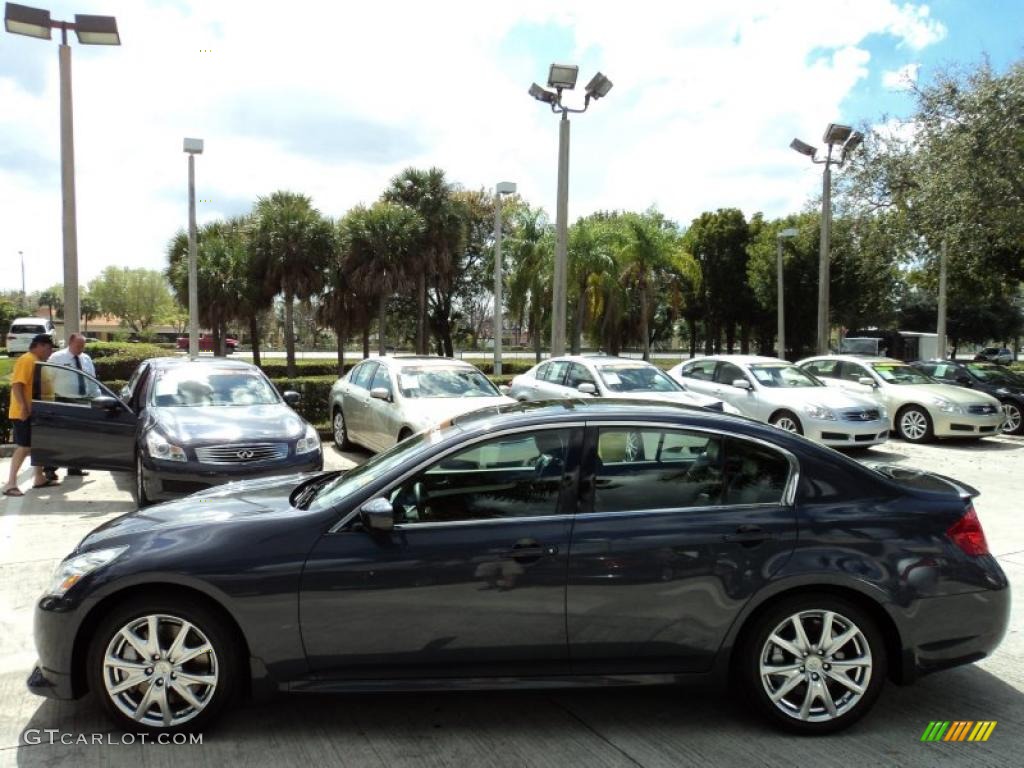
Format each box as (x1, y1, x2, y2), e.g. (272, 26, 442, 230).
(867, 463, 979, 499)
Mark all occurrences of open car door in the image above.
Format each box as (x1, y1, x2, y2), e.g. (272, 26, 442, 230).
(30, 362, 137, 472)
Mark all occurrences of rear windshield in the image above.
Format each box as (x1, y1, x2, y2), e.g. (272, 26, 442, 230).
(597, 364, 682, 393)
(10, 324, 46, 334)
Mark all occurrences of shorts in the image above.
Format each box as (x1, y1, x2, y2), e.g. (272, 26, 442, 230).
(12, 419, 31, 448)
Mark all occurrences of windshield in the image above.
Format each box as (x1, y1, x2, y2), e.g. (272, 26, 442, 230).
(871, 363, 934, 385)
(749, 364, 822, 388)
(397, 367, 500, 398)
(965, 364, 1018, 384)
(150, 367, 281, 407)
(307, 429, 436, 511)
(597, 364, 682, 393)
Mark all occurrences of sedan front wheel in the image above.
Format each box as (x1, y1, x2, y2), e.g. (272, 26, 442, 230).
(333, 407, 352, 450)
(896, 406, 933, 443)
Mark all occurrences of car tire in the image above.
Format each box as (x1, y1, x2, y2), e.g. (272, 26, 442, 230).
(134, 451, 153, 508)
(896, 405, 933, 443)
(87, 594, 241, 734)
(1001, 402, 1023, 435)
(740, 593, 887, 735)
(770, 410, 803, 435)
(332, 407, 353, 450)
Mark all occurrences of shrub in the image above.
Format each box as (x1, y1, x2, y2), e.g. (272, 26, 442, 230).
(268, 376, 336, 428)
(257, 360, 347, 378)
(85, 341, 168, 360)
(0, 382, 8, 443)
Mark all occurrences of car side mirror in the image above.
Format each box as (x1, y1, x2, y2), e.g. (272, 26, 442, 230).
(90, 395, 120, 412)
(956, 375, 972, 386)
(858, 377, 876, 388)
(282, 390, 301, 406)
(370, 387, 391, 402)
(577, 382, 597, 395)
(732, 379, 752, 390)
(359, 497, 394, 532)
(498, 385, 511, 395)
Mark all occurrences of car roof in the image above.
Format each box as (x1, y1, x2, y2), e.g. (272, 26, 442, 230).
(681, 355, 785, 365)
(541, 355, 650, 365)
(453, 398, 731, 429)
(11, 317, 50, 324)
(375, 356, 477, 370)
(798, 355, 904, 365)
(146, 357, 258, 371)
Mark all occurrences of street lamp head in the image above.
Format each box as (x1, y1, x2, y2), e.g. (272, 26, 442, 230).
(4, 3, 51, 39)
(496, 181, 516, 195)
(183, 137, 204, 154)
(778, 227, 799, 239)
(789, 138, 816, 157)
(529, 82, 557, 104)
(584, 71, 613, 100)
(547, 63, 579, 90)
(823, 122, 853, 145)
(73, 13, 119, 45)
(843, 130, 864, 154)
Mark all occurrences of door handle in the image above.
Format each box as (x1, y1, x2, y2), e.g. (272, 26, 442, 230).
(503, 540, 558, 561)
(722, 525, 769, 546)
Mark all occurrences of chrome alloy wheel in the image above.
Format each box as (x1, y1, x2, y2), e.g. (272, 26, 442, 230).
(103, 614, 218, 728)
(899, 410, 929, 441)
(759, 609, 872, 723)
(333, 410, 346, 447)
(774, 416, 800, 433)
(1001, 403, 1022, 434)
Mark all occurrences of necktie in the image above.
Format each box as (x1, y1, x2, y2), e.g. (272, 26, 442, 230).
(74, 355, 85, 395)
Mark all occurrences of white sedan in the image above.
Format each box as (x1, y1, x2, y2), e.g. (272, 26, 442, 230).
(667, 355, 889, 448)
(508, 355, 740, 414)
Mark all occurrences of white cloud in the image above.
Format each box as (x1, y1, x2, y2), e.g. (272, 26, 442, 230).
(882, 62, 921, 90)
(0, 0, 949, 292)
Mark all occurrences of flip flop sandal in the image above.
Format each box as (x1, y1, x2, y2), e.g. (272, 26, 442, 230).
(32, 479, 61, 489)
(3, 488, 24, 497)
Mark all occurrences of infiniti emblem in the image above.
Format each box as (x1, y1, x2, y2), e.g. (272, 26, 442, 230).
(236, 449, 255, 459)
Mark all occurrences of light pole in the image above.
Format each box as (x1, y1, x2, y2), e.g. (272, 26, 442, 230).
(790, 125, 863, 355)
(19, 250, 25, 296)
(529, 66, 613, 357)
(4, 3, 120, 337)
(493, 181, 516, 375)
(183, 138, 204, 361)
(776, 228, 798, 360)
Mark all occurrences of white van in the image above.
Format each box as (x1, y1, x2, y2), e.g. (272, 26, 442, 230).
(6, 317, 59, 356)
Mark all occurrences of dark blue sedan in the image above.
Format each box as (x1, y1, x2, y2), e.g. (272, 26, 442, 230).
(28, 400, 1008, 735)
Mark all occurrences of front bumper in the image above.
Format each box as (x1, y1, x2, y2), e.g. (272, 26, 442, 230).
(806, 418, 889, 447)
(143, 451, 323, 500)
(27, 663, 74, 700)
(931, 410, 1003, 438)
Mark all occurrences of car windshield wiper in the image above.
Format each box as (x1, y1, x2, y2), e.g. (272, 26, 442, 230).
(291, 472, 341, 510)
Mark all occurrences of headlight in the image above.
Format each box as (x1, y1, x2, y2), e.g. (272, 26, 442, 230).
(930, 397, 963, 414)
(145, 431, 187, 462)
(46, 547, 127, 597)
(296, 424, 321, 454)
(802, 403, 837, 420)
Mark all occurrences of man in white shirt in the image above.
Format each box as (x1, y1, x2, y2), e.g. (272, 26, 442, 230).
(44, 333, 98, 479)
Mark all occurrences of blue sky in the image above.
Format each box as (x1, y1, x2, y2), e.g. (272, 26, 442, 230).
(1, 0, 1021, 294)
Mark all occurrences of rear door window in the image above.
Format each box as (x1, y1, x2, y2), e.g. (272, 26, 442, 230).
(681, 360, 718, 381)
(351, 362, 377, 390)
(10, 324, 46, 335)
(542, 361, 569, 385)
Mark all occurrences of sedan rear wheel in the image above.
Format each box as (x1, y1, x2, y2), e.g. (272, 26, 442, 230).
(88, 596, 239, 733)
(134, 451, 152, 508)
(1001, 402, 1023, 435)
(743, 595, 886, 734)
(897, 405, 932, 443)
(333, 407, 352, 450)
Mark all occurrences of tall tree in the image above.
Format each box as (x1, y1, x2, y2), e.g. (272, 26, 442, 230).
(37, 285, 64, 321)
(89, 267, 174, 335)
(251, 191, 335, 377)
(506, 202, 554, 363)
(567, 215, 615, 354)
(382, 167, 466, 354)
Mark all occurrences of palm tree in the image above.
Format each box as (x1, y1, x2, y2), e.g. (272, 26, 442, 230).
(251, 192, 335, 377)
(615, 212, 680, 361)
(341, 202, 424, 356)
(80, 293, 100, 333)
(506, 203, 554, 363)
(382, 167, 466, 354)
(37, 288, 63, 321)
(567, 216, 615, 354)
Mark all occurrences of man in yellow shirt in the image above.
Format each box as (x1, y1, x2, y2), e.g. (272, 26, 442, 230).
(4, 334, 55, 497)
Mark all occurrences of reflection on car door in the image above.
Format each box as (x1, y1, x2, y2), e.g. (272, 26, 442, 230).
(345, 362, 377, 444)
(30, 362, 137, 471)
(565, 363, 597, 396)
(567, 426, 797, 673)
(300, 426, 582, 679)
(365, 365, 397, 451)
(713, 362, 753, 411)
(537, 360, 571, 399)
(676, 360, 719, 398)
(836, 361, 880, 401)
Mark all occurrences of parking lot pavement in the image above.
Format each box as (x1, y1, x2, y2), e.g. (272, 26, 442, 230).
(1, 437, 1023, 767)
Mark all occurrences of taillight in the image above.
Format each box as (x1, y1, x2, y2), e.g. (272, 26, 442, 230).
(947, 504, 989, 556)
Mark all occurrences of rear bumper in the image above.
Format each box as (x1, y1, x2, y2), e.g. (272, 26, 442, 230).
(891, 582, 1010, 683)
(143, 452, 323, 500)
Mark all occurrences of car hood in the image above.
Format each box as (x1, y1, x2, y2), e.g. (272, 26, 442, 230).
(77, 472, 325, 551)
(608, 389, 737, 413)
(758, 386, 879, 410)
(151, 403, 307, 443)
(400, 395, 518, 428)
(890, 382, 1000, 405)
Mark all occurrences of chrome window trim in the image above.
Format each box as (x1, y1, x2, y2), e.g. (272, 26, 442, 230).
(393, 513, 576, 531)
(578, 502, 786, 522)
(328, 422, 586, 533)
(586, 420, 800, 508)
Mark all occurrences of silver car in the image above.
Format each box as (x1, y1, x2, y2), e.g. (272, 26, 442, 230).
(329, 356, 515, 453)
(508, 355, 739, 413)
(668, 355, 889, 448)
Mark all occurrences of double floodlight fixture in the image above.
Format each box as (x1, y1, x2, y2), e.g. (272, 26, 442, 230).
(530, 63, 613, 113)
(585, 72, 613, 100)
(4, 3, 120, 44)
(547, 63, 579, 90)
(790, 123, 864, 164)
(529, 82, 557, 104)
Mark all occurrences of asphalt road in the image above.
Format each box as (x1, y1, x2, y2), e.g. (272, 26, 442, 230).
(1, 437, 1023, 767)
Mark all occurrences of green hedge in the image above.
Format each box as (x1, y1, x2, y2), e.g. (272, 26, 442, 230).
(84, 341, 168, 360)
(269, 376, 335, 432)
